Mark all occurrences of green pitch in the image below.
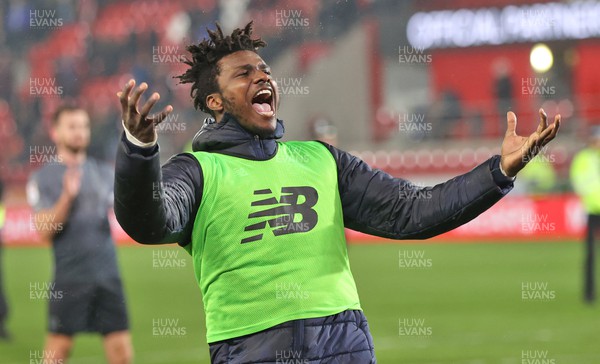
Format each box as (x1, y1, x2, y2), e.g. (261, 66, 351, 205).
(1, 241, 598, 363)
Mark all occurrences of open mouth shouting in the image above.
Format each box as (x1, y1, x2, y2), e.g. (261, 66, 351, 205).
(251, 87, 275, 118)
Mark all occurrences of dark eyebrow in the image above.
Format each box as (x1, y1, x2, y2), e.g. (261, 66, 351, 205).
(234, 64, 253, 71)
(233, 63, 270, 72)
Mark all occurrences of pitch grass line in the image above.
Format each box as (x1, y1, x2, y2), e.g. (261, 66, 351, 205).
(0, 348, 209, 364)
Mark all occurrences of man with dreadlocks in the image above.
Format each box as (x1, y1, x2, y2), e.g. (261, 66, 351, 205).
(114, 22, 560, 362)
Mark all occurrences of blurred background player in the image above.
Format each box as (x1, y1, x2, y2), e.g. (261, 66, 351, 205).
(570, 126, 600, 303)
(0, 178, 8, 340)
(26, 105, 132, 363)
(513, 152, 558, 196)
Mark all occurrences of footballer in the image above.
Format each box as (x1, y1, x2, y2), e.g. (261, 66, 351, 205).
(114, 22, 559, 363)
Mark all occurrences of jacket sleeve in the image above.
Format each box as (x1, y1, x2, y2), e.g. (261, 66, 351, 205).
(320, 143, 514, 240)
(114, 132, 202, 245)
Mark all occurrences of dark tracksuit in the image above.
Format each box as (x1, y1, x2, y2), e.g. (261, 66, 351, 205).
(114, 113, 514, 363)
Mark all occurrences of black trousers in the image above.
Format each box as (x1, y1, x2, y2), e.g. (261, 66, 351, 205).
(584, 214, 600, 302)
(209, 310, 376, 364)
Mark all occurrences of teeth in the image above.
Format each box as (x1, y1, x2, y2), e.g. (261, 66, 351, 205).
(255, 89, 272, 98)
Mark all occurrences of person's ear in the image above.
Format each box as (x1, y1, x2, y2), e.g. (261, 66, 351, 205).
(206, 93, 224, 113)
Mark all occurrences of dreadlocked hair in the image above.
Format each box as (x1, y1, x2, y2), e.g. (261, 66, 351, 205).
(175, 21, 267, 116)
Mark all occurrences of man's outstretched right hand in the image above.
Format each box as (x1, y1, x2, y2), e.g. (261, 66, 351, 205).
(117, 79, 173, 144)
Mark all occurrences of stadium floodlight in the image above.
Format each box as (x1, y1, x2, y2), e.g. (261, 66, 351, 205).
(530, 43, 553, 73)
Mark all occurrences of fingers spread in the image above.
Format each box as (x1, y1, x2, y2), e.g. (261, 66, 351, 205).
(139, 92, 160, 118)
(119, 79, 135, 113)
(128, 82, 148, 112)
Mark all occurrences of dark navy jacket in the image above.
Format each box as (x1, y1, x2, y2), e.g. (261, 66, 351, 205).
(114, 113, 514, 247)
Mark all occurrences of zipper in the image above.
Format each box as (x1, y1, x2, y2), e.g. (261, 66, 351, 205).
(292, 319, 305, 359)
(254, 135, 265, 159)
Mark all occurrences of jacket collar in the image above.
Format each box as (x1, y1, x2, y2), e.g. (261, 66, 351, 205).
(191, 113, 285, 160)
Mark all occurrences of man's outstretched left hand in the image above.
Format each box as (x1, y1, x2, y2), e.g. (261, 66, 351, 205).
(500, 108, 561, 177)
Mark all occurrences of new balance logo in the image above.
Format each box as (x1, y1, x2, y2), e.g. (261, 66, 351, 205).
(241, 187, 318, 244)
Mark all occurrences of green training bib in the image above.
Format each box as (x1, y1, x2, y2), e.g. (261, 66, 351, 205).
(188, 141, 361, 343)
